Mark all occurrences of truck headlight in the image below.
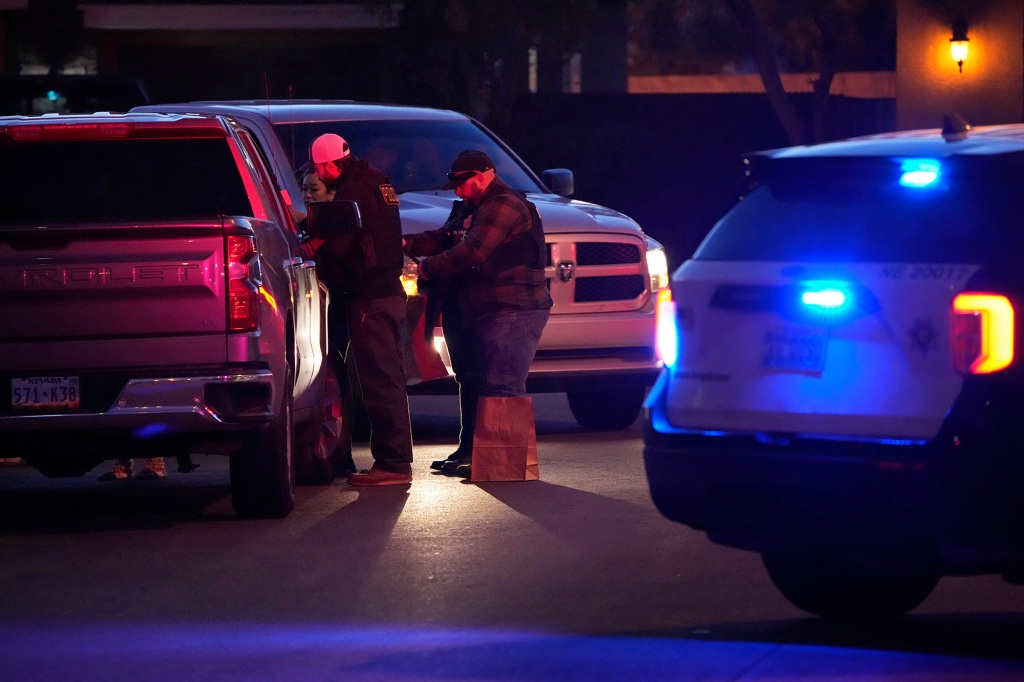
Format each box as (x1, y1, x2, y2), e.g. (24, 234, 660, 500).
(645, 236, 669, 291)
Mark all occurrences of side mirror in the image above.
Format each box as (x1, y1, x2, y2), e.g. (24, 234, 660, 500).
(306, 200, 362, 238)
(541, 168, 574, 198)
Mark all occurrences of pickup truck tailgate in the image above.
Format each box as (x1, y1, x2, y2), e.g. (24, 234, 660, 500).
(0, 222, 227, 342)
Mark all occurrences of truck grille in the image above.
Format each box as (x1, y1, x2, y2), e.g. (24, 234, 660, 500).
(547, 236, 648, 310)
(576, 242, 641, 265)
(574, 275, 646, 302)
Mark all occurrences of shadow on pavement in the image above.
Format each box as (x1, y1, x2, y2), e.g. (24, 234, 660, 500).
(0, 462, 233, 535)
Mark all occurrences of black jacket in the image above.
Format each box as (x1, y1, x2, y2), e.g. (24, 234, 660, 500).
(314, 157, 405, 300)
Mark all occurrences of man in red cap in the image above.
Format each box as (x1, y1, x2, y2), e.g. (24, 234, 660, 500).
(403, 149, 552, 475)
(310, 133, 414, 485)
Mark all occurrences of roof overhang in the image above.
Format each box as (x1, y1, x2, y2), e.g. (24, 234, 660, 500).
(79, 3, 402, 31)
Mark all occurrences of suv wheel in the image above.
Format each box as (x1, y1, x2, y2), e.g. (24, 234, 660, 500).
(294, 356, 351, 484)
(762, 548, 940, 621)
(230, 365, 296, 519)
(567, 381, 645, 430)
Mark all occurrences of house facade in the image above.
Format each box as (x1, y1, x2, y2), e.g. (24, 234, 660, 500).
(896, 0, 1023, 129)
(2, 1, 1021, 129)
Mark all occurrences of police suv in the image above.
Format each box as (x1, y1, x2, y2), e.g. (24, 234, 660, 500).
(644, 118, 1024, 619)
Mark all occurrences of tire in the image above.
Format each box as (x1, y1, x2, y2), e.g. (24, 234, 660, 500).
(762, 548, 940, 621)
(230, 367, 296, 519)
(294, 356, 351, 485)
(566, 381, 645, 431)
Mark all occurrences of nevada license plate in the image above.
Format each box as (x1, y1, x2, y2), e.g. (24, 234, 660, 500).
(761, 326, 828, 373)
(11, 376, 81, 409)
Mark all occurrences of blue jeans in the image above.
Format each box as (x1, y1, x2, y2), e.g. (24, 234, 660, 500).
(472, 309, 550, 396)
(444, 308, 548, 456)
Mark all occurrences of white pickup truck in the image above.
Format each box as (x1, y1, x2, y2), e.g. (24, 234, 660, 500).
(134, 100, 668, 429)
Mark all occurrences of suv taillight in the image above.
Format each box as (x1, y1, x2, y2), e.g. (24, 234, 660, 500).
(950, 292, 1014, 374)
(227, 235, 260, 332)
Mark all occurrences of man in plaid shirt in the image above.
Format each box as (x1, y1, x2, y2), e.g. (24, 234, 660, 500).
(404, 150, 552, 473)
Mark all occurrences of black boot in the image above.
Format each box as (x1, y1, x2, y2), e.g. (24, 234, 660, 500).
(431, 448, 471, 471)
(440, 456, 471, 475)
(337, 450, 357, 476)
(176, 454, 199, 473)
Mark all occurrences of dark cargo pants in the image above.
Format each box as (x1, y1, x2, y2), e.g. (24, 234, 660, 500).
(344, 294, 414, 473)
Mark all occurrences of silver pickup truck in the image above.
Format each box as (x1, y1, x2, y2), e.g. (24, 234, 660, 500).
(0, 112, 344, 518)
(134, 100, 668, 430)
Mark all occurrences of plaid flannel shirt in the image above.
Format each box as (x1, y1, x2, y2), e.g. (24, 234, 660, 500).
(417, 178, 551, 327)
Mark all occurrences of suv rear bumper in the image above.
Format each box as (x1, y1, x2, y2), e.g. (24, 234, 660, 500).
(643, 381, 1024, 575)
(644, 419, 940, 550)
(643, 368, 1024, 569)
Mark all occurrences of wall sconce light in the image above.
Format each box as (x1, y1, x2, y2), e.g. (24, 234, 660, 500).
(950, 17, 969, 73)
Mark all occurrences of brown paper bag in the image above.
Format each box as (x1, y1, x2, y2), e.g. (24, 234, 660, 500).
(471, 396, 540, 482)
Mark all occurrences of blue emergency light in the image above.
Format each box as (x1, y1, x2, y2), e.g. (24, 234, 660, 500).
(899, 159, 940, 188)
(800, 281, 851, 311)
(801, 288, 847, 309)
(792, 280, 869, 326)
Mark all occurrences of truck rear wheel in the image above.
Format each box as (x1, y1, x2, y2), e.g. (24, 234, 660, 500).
(230, 367, 296, 519)
(567, 381, 645, 431)
(762, 548, 940, 621)
(294, 356, 351, 484)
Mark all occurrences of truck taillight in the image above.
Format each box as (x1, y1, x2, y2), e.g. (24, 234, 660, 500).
(950, 293, 1014, 374)
(227, 235, 260, 332)
(655, 287, 678, 368)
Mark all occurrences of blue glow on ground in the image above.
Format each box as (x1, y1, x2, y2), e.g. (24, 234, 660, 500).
(1, 622, 1021, 681)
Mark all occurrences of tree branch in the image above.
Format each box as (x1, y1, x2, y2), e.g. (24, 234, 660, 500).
(725, 0, 809, 146)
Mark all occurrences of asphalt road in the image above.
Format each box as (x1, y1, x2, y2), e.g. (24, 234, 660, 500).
(1, 393, 1023, 681)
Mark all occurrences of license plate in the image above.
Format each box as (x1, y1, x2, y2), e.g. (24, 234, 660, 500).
(761, 326, 828, 373)
(11, 376, 80, 409)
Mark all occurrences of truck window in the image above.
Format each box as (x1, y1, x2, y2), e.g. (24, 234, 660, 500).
(0, 138, 250, 225)
(235, 128, 295, 232)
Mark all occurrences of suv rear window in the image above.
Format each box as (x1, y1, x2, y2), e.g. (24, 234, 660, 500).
(0, 138, 251, 225)
(695, 156, 1024, 263)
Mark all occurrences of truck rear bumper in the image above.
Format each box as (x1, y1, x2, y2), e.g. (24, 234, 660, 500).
(0, 371, 278, 432)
